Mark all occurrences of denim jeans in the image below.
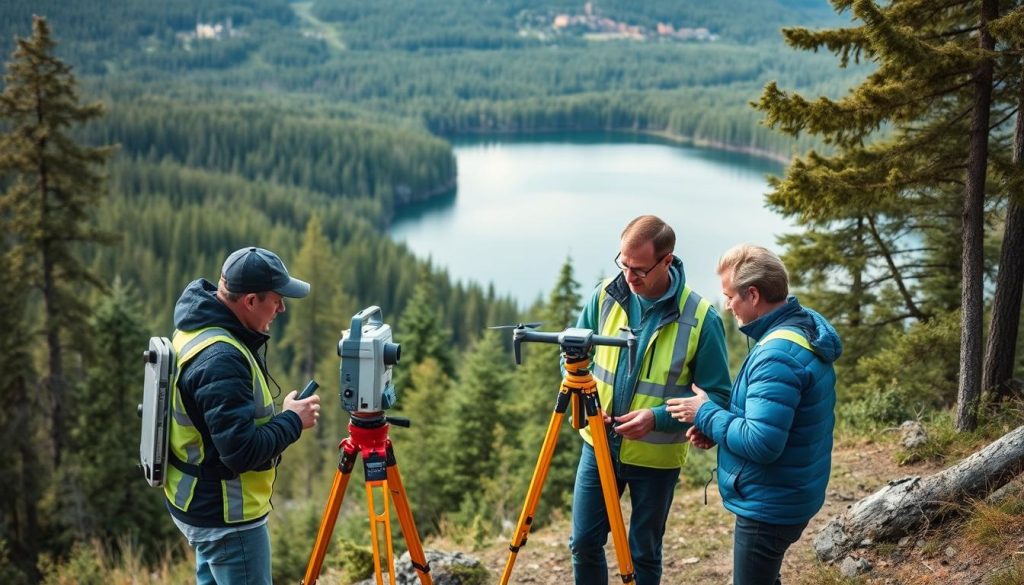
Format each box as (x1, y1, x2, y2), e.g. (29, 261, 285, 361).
(193, 523, 272, 585)
(732, 515, 808, 585)
(570, 442, 680, 585)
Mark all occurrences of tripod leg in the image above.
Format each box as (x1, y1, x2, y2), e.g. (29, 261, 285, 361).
(500, 389, 572, 585)
(302, 448, 356, 585)
(384, 447, 433, 585)
(585, 400, 636, 584)
(365, 479, 397, 585)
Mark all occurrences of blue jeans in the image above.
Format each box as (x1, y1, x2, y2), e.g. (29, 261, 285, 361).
(193, 524, 272, 585)
(570, 442, 680, 585)
(732, 515, 808, 585)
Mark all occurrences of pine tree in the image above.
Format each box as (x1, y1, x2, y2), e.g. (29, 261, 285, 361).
(0, 249, 42, 583)
(391, 357, 453, 531)
(982, 34, 1024, 400)
(59, 281, 176, 558)
(507, 258, 583, 522)
(394, 267, 456, 394)
(279, 216, 351, 381)
(753, 0, 1020, 427)
(0, 16, 116, 463)
(434, 330, 513, 525)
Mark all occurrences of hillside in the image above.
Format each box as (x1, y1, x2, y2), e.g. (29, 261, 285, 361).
(446, 432, 1024, 585)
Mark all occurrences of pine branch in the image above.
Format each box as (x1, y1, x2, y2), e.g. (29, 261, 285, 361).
(865, 214, 927, 320)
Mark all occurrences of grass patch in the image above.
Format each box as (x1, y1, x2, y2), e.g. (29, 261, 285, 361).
(988, 560, 1024, 585)
(792, 563, 866, 585)
(964, 488, 1024, 549)
(896, 402, 1024, 466)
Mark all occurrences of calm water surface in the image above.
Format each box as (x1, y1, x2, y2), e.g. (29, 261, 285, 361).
(390, 134, 790, 308)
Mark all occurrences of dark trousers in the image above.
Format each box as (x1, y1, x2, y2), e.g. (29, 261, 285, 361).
(570, 442, 680, 585)
(732, 515, 808, 585)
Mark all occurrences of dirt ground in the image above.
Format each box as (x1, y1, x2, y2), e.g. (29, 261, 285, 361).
(472, 438, 948, 584)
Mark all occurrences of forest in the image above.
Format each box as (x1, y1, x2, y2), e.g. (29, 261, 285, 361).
(1, 1, 1023, 584)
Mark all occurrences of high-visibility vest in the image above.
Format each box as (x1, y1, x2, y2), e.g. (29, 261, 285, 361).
(163, 327, 277, 523)
(580, 281, 712, 469)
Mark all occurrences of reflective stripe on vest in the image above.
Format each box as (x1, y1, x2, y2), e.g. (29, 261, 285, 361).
(758, 328, 813, 352)
(163, 327, 277, 523)
(580, 281, 711, 469)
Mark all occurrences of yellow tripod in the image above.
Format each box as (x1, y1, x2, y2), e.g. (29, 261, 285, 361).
(301, 415, 432, 585)
(498, 326, 637, 584)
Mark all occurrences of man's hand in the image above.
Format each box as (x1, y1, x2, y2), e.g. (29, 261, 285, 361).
(665, 384, 709, 423)
(612, 408, 655, 440)
(686, 426, 715, 450)
(284, 390, 321, 430)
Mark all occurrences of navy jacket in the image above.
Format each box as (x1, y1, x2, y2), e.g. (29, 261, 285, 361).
(694, 296, 842, 525)
(167, 279, 302, 527)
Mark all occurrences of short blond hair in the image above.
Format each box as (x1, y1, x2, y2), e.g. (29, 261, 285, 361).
(717, 244, 789, 303)
(621, 215, 675, 257)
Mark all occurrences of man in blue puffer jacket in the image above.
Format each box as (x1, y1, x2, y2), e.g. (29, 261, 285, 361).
(667, 244, 841, 585)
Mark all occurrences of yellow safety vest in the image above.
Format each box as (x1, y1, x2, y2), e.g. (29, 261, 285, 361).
(164, 327, 277, 523)
(580, 281, 712, 469)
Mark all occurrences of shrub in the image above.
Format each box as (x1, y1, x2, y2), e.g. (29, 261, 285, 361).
(839, 312, 960, 429)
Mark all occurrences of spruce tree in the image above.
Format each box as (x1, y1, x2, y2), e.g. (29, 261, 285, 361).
(0, 16, 115, 463)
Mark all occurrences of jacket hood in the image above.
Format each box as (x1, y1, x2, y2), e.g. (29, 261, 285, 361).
(173, 279, 269, 350)
(741, 296, 842, 363)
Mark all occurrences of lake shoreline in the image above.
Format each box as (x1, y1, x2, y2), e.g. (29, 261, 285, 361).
(396, 128, 792, 222)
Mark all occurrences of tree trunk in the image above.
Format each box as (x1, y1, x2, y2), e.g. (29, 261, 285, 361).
(982, 67, 1024, 401)
(813, 425, 1024, 562)
(956, 0, 997, 432)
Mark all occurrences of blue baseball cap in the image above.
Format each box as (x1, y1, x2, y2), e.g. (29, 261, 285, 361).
(221, 247, 310, 298)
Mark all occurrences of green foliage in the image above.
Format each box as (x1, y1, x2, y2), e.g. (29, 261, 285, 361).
(895, 401, 1024, 466)
(434, 330, 515, 527)
(58, 282, 177, 557)
(504, 259, 584, 520)
(989, 560, 1024, 585)
(392, 357, 454, 531)
(334, 538, 374, 583)
(0, 15, 117, 470)
(680, 445, 718, 490)
(792, 563, 866, 585)
(395, 268, 457, 389)
(752, 0, 1024, 433)
(39, 541, 106, 585)
(839, 311, 961, 429)
(269, 504, 327, 584)
(0, 245, 43, 581)
(446, 560, 491, 585)
(0, 539, 31, 585)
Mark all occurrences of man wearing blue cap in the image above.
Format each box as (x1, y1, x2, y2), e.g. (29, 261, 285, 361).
(165, 246, 321, 585)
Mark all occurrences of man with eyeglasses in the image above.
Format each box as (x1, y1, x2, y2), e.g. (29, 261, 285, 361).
(570, 215, 731, 585)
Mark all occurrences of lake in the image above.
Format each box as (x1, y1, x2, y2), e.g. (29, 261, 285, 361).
(390, 133, 790, 309)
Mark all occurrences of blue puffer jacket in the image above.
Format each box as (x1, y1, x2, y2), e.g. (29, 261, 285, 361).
(694, 296, 842, 525)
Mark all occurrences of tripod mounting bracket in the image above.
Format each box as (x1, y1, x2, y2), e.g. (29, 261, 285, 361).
(510, 325, 638, 374)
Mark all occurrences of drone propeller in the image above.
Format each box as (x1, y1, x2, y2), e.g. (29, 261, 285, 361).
(488, 321, 542, 330)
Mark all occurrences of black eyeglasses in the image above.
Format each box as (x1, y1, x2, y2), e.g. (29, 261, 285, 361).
(614, 252, 669, 279)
